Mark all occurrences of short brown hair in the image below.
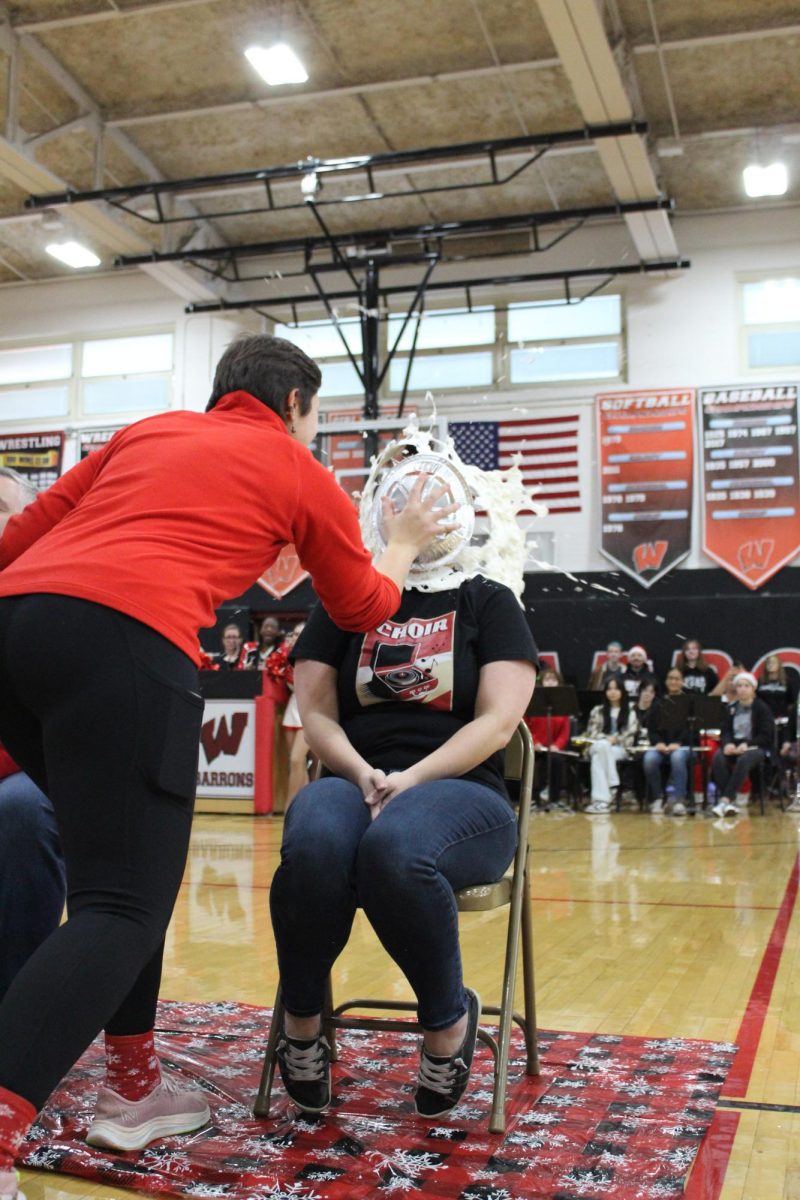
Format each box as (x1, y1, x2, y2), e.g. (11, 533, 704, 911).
(206, 334, 322, 416)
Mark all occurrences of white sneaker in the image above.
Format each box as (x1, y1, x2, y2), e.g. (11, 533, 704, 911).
(650, 798, 663, 814)
(0, 1169, 25, 1200)
(539, 787, 549, 802)
(86, 1077, 211, 1152)
(671, 801, 687, 816)
(724, 802, 739, 817)
(711, 801, 726, 818)
(584, 800, 611, 813)
(785, 799, 800, 812)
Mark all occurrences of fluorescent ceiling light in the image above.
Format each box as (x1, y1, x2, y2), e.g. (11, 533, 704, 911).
(245, 43, 308, 86)
(45, 240, 101, 269)
(743, 162, 789, 198)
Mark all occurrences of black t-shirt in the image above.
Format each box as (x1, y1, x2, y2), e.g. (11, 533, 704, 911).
(681, 665, 718, 694)
(293, 575, 539, 795)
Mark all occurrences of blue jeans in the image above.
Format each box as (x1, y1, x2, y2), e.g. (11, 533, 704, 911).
(643, 747, 692, 800)
(270, 776, 517, 1030)
(0, 772, 66, 1002)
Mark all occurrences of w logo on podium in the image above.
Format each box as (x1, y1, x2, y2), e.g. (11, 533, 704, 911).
(200, 713, 249, 764)
(633, 540, 668, 573)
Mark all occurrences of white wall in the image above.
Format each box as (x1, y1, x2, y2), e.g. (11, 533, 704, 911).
(0, 207, 797, 566)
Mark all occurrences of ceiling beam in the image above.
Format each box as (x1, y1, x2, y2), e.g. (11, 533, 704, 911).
(534, 0, 678, 261)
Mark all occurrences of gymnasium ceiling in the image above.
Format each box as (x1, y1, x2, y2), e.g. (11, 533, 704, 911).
(0, 0, 798, 299)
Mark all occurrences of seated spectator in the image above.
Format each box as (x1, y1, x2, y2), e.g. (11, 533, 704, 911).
(216, 622, 253, 670)
(676, 639, 718, 694)
(281, 622, 312, 810)
(711, 672, 774, 817)
(269, 572, 537, 1116)
(246, 615, 284, 670)
(525, 667, 570, 808)
(622, 645, 657, 700)
(643, 668, 693, 815)
(757, 654, 798, 758)
(584, 677, 637, 814)
(711, 660, 745, 702)
(587, 640, 625, 691)
(633, 681, 657, 745)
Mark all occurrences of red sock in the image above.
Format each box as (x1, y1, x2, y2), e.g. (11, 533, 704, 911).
(0, 1085, 37, 1169)
(104, 1031, 161, 1101)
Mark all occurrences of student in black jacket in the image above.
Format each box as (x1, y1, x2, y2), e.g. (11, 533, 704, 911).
(643, 668, 693, 814)
(711, 672, 774, 816)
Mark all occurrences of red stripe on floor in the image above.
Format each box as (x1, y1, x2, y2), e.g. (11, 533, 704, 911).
(684, 1109, 740, 1200)
(725, 852, 800, 1097)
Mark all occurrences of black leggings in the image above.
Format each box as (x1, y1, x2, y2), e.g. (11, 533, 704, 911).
(0, 595, 203, 1110)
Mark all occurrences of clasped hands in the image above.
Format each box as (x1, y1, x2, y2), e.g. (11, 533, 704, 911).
(357, 765, 420, 820)
(723, 742, 753, 755)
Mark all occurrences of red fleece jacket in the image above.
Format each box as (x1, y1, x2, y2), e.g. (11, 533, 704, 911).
(0, 391, 399, 663)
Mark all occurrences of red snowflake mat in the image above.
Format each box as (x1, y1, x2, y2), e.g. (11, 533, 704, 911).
(22, 1000, 736, 1199)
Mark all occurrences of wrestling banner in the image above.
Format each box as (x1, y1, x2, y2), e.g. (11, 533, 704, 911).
(597, 389, 695, 587)
(700, 383, 800, 589)
(78, 428, 119, 458)
(0, 429, 64, 489)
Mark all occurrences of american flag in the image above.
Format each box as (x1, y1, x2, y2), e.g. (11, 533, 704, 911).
(449, 414, 581, 514)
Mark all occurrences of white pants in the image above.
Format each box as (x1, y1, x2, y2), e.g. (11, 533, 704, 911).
(589, 741, 628, 803)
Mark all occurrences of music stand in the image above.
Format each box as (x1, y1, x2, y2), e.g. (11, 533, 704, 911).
(527, 686, 581, 804)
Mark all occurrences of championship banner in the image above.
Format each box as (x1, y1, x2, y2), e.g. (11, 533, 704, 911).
(0, 430, 64, 489)
(597, 389, 694, 587)
(699, 383, 800, 589)
(79, 428, 120, 458)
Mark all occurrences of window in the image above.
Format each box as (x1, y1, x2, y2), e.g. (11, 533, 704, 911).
(741, 276, 800, 370)
(272, 293, 624, 401)
(0, 331, 174, 424)
(508, 295, 622, 384)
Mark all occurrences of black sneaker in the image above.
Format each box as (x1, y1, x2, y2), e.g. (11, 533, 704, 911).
(276, 1032, 331, 1113)
(415, 987, 481, 1118)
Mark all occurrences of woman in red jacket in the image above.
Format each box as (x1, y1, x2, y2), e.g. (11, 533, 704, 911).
(0, 335, 452, 1190)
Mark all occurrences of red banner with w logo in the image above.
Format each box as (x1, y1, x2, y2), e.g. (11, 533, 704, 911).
(700, 383, 800, 589)
(597, 389, 695, 587)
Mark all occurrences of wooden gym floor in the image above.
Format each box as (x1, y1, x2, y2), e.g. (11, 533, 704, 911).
(18, 806, 800, 1200)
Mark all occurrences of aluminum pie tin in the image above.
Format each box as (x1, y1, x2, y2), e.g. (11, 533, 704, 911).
(370, 453, 475, 571)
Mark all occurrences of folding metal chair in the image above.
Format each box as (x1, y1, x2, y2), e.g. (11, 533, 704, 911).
(255, 720, 539, 1134)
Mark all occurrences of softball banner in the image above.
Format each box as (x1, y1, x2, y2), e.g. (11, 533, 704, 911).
(700, 382, 800, 589)
(0, 430, 64, 489)
(597, 389, 695, 587)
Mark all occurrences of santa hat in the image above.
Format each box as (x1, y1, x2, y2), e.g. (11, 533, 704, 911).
(628, 645, 647, 658)
(734, 671, 758, 689)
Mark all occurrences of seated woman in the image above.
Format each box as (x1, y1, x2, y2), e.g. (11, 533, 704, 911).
(525, 666, 570, 808)
(584, 677, 637, 813)
(633, 681, 657, 744)
(643, 667, 693, 815)
(269, 444, 538, 1118)
(711, 672, 775, 816)
(757, 654, 798, 760)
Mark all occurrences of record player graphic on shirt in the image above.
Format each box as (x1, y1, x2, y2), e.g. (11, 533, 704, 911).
(356, 610, 455, 710)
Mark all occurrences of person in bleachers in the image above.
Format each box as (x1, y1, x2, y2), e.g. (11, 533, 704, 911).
(587, 640, 625, 691)
(622, 644, 657, 700)
(757, 654, 798, 760)
(676, 638, 718, 694)
(710, 672, 775, 817)
(245, 615, 284, 670)
(711, 660, 745, 703)
(584, 677, 637, 813)
(525, 667, 570, 809)
(216, 622, 253, 670)
(643, 668, 693, 815)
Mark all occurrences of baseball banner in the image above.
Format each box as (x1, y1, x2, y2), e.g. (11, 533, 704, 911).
(0, 430, 64, 489)
(597, 389, 695, 587)
(700, 382, 800, 589)
(79, 428, 120, 458)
